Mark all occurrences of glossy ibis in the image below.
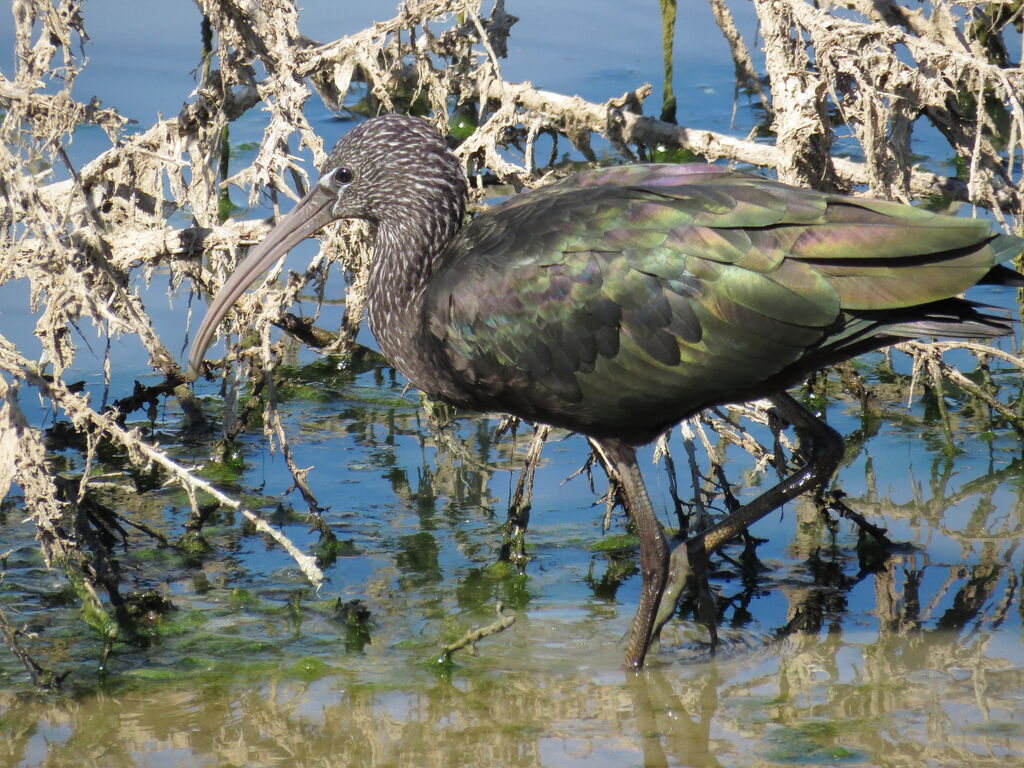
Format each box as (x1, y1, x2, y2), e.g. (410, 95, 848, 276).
(187, 114, 1024, 669)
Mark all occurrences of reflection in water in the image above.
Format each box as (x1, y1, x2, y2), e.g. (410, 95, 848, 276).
(2, 357, 1023, 766)
(2, 611, 1020, 767)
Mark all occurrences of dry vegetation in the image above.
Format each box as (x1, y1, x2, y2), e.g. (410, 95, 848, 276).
(1, 0, 1023, 686)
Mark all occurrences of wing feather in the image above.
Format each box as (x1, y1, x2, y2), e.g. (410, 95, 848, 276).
(424, 165, 1020, 439)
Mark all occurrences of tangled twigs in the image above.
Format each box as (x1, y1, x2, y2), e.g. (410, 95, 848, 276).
(779, 0, 1024, 210)
(0, 338, 324, 589)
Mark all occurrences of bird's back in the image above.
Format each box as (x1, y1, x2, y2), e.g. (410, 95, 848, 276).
(424, 165, 1022, 444)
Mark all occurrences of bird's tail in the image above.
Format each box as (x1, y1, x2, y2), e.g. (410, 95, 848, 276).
(878, 298, 1014, 339)
(979, 234, 1024, 287)
(980, 264, 1024, 288)
(885, 233, 1023, 337)
(817, 298, 1015, 368)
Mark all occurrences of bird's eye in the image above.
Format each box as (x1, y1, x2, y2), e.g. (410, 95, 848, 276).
(331, 167, 354, 186)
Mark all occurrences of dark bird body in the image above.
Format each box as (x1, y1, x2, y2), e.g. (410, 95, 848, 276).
(188, 115, 1024, 669)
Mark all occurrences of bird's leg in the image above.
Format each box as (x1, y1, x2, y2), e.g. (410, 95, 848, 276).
(592, 438, 670, 670)
(653, 392, 845, 640)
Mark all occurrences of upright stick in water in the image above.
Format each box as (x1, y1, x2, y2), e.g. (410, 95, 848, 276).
(188, 115, 1024, 669)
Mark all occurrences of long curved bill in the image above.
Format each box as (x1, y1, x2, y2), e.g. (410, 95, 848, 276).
(186, 185, 337, 380)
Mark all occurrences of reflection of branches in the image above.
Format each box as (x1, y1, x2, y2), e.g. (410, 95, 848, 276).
(0, 585, 68, 689)
(848, 461, 1024, 543)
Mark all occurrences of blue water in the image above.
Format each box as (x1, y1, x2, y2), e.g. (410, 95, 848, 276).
(2, 3, 1023, 767)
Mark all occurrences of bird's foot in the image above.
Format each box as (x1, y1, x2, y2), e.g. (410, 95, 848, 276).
(652, 538, 718, 650)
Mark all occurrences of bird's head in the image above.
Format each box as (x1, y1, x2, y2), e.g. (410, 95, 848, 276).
(185, 115, 467, 380)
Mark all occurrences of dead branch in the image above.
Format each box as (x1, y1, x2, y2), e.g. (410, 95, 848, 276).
(439, 602, 516, 662)
(709, 0, 773, 120)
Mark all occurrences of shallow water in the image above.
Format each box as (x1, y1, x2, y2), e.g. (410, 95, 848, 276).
(2, 2, 1023, 767)
(3, 349, 1023, 766)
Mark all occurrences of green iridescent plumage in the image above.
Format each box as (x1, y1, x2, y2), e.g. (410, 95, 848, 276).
(428, 165, 1021, 443)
